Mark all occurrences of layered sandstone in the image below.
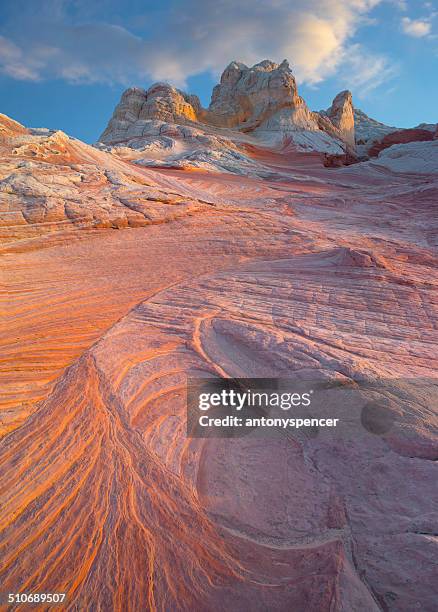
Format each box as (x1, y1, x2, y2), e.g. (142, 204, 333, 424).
(368, 127, 434, 157)
(100, 59, 351, 156)
(0, 113, 29, 137)
(353, 108, 397, 145)
(100, 84, 200, 143)
(325, 90, 355, 148)
(100, 59, 437, 169)
(205, 59, 317, 132)
(0, 94, 438, 612)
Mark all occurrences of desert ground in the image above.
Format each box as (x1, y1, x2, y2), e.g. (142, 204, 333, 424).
(0, 60, 437, 610)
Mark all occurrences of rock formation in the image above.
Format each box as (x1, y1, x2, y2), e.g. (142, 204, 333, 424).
(0, 113, 29, 137)
(100, 59, 353, 158)
(100, 59, 438, 170)
(368, 138, 438, 174)
(1, 57, 438, 611)
(368, 127, 434, 157)
(353, 108, 396, 144)
(325, 90, 355, 148)
(100, 84, 200, 143)
(205, 59, 317, 132)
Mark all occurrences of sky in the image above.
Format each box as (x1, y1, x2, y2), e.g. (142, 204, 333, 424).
(0, 0, 436, 143)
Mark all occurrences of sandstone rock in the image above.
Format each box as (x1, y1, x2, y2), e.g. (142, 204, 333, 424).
(206, 59, 309, 130)
(371, 139, 438, 174)
(351, 110, 438, 159)
(0, 117, 220, 241)
(368, 127, 434, 157)
(323, 153, 345, 167)
(354, 108, 397, 145)
(0, 113, 28, 138)
(99, 59, 349, 155)
(2, 103, 438, 611)
(335, 246, 388, 269)
(100, 84, 200, 144)
(323, 150, 358, 167)
(326, 90, 355, 148)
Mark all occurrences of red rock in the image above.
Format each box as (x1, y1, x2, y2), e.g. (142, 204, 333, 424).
(1, 96, 437, 611)
(368, 128, 434, 157)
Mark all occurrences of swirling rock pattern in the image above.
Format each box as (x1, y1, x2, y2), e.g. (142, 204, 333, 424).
(0, 114, 437, 610)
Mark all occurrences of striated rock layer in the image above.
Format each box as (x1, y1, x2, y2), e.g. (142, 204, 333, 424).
(0, 111, 438, 611)
(368, 127, 435, 157)
(99, 58, 436, 169)
(100, 60, 353, 160)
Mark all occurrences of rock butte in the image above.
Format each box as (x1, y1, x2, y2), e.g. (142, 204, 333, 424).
(0, 59, 437, 611)
(99, 60, 356, 162)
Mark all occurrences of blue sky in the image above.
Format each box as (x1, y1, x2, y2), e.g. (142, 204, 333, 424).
(0, 0, 436, 142)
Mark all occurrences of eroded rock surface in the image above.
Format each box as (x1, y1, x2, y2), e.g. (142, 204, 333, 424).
(368, 127, 435, 157)
(326, 90, 355, 148)
(353, 108, 398, 155)
(99, 59, 351, 161)
(99, 59, 437, 172)
(0, 107, 437, 611)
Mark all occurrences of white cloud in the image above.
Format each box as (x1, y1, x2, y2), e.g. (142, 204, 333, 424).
(0, 35, 40, 80)
(401, 16, 432, 37)
(0, 0, 393, 94)
(339, 43, 399, 95)
(390, 0, 408, 10)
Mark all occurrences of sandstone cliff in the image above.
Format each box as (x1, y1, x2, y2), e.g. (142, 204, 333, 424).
(99, 59, 354, 157)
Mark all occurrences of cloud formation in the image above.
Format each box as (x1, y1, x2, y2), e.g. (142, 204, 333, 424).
(401, 16, 432, 37)
(0, 0, 392, 93)
(339, 43, 398, 95)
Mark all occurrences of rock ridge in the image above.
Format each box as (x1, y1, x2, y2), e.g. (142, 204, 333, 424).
(100, 59, 354, 155)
